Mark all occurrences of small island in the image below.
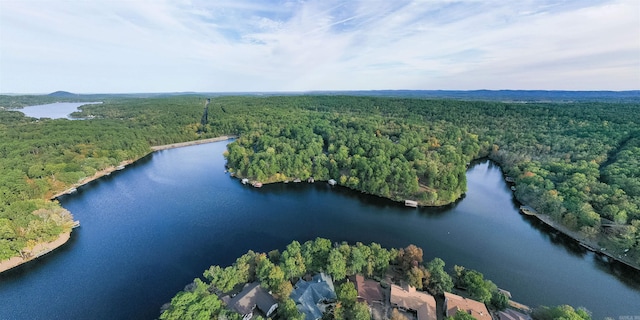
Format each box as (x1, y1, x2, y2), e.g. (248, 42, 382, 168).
(160, 238, 591, 320)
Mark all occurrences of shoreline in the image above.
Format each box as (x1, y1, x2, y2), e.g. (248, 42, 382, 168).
(0, 231, 71, 273)
(51, 135, 237, 200)
(521, 206, 640, 271)
(4, 135, 238, 274)
(150, 135, 237, 151)
(10, 135, 638, 274)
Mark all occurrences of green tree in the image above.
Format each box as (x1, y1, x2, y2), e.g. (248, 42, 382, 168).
(278, 299, 304, 320)
(425, 258, 453, 295)
(327, 249, 347, 281)
(281, 240, 306, 280)
(448, 309, 477, 320)
(336, 282, 358, 307)
(532, 305, 591, 320)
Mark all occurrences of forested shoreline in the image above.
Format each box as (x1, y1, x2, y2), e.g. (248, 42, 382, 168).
(1, 94, 638, 269)
(219, 96, 640, 267)
(160, 238, 591, 320)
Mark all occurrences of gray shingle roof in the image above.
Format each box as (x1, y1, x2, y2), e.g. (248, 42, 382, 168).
(290, 273, 337, 320)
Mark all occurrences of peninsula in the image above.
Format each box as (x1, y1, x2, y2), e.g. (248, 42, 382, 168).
(160, 238, 591, 320)
(1, 94, 638, 274)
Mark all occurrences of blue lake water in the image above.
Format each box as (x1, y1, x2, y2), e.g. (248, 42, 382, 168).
(0, 140, 638, 319)
(17, 102, 101, 119)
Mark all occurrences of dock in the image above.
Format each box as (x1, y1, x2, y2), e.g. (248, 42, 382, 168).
(519, 205, 537, 216)
(404, 200, 418, 208)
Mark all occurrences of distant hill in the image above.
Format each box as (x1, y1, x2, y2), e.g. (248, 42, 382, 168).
(307, 90, 640, 102)
(48, 91, 78, 97)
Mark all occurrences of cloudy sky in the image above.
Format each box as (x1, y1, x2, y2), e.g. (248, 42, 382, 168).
(1, 0, 638, 93)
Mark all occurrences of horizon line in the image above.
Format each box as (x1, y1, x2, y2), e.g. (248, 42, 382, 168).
(3, 89, 640, 96)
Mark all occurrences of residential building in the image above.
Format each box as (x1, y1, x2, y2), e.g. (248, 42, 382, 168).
(390, 284, 437, 320)
(290, 273, 337, 320)
(444, 292, 491, 320)
(354, 274, 384, 305)
(224, 282, 278, 320)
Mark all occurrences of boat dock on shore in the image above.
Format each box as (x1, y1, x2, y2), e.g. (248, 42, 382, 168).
(519, 205, 537, 216)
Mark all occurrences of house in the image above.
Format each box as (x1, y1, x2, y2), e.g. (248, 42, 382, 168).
(444, 292, 491, 320)
(290, 273, 337, 320)
(224, 282, 278, 320)
(390, 284, 437, 320)
(498, 309, 532, 320)
(354, 274, 384, 305)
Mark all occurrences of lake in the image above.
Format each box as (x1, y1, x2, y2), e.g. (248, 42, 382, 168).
(16, 102, 101, 119)
(0, 140, 638, 319)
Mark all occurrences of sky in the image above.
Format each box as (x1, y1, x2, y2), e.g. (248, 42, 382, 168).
(1, 0, 639, 93)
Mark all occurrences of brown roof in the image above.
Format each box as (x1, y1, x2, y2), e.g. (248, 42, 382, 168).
(355, 274, 384, 304)
(227, 282, 278, 317)
(444, 292, 491, 320)
(390, 284, 437, 320)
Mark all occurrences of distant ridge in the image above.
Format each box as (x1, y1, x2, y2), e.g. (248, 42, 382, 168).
(306, 90, 640, 102)
(17, 90, 638, 103)
(48, 91, 78, 97)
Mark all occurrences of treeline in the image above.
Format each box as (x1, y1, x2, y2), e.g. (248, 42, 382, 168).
(218, 96, 640, 264)
(160, 238, 396, 320)
(0, 96, 226, 260)
(223, 97, 481, 205)
(1, 94, 639, 265)
(160, 239, 589, 320)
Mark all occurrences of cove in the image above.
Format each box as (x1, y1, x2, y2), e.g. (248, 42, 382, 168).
(0, 140, 638, 319)
(16, 102, 101, 119)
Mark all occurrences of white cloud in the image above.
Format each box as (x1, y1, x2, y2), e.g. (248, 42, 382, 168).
(0, 0, 637, 93)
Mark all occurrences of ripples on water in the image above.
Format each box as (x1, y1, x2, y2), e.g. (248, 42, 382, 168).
(0, 141, 638, 319)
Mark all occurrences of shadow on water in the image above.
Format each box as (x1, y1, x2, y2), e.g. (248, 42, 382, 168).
(239, 177, 464, 219)
(3, 143, 639, 320)
(0, 229, 80, 282)
(593, 254, 640, 291)
(508, 184, 640, 292)
(520, 214, 588, 258)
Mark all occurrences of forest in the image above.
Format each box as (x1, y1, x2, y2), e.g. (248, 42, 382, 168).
(0, 94, 638, 268)
(159, 238, 590, 320)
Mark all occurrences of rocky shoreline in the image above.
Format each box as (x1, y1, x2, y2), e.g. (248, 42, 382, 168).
(0, 232, 71, 273)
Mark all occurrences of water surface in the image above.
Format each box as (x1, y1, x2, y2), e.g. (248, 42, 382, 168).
(17, 102, 101, 119)
(0, 141, 638, 319)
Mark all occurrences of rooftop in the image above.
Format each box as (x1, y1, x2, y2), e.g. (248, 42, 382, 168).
(390, 284, 437, 320)
(354, 274, 384, 305)
(444, 292, 491, 320)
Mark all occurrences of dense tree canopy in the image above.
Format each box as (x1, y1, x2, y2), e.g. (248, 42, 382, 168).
(1, 94, 639, 266)
(160, 238, 395, 319)
(218, 95, 640, 264)
(161, 239, 587, 319)
(0, 96, 226, 260)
